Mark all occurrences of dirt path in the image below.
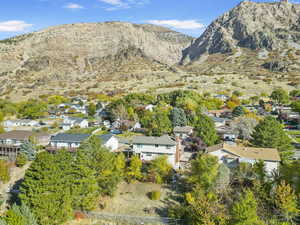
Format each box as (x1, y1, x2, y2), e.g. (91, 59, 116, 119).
(0, 163, 31, 212)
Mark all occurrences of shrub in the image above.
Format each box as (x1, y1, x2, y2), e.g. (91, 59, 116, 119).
(149, 191, 161, 200)
(16, 153, 27, 167)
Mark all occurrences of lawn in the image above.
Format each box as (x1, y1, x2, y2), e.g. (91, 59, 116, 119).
(286, 130, 300, 135)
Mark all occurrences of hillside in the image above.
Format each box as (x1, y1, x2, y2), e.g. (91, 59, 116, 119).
(0, 22, 193, 99)
(181, 1, 300, 75)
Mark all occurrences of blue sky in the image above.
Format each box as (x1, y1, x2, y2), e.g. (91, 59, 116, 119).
(0, 0, 298, 39)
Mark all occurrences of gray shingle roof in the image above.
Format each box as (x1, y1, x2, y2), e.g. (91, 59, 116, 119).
(51, 133, 90, 143)
(133, 135, 176, 146)
(98, 134, 115, 144)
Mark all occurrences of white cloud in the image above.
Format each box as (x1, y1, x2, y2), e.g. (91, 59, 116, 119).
(99, 0, 148, 10)
(147, 19, 205, 30)
(64, 3, 84, 9)
(0, 20, 33, 32)
(100, 0, 124, 5)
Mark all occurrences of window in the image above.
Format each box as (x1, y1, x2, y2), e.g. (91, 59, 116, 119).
(137, 144, 143, 148)
(146, 154, 152, 157)
(166, 145, 171, 149)
(155, 144, 159, 148)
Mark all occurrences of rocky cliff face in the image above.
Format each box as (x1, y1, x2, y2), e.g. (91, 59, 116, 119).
(0, 22, 193, 99)
(181, 1, 300, 70)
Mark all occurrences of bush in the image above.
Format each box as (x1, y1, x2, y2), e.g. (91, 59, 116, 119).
(16, 153, 27, 167)
(149, 191, 161, 200)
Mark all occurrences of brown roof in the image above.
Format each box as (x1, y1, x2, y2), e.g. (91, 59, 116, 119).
(207, 143, 281, 162)
(0, 130, 34, 141)
(173, 126, 193, 133)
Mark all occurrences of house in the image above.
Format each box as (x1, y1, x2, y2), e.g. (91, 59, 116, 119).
(132, 135, 181, 169)
(98, 134, 119, 152)
(206, 143, 281, 174)
(173, 126, 193, 139)
(0, 131, 50, 159)
(3, 119, 39, 129)
(48, 133, 90, 151)
(62, 117, 89, 131)
(207, 109, 231, 118)
(214, 94, 229, 101)
(210, 116, 228, 128)
(216, 126, 236, 142)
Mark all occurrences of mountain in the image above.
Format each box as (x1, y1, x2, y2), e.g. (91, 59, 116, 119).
(181, 1, 300, 76)
(0, 22, 193, 99)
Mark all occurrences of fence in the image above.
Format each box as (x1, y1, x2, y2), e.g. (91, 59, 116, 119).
(86, 211, 181, 225)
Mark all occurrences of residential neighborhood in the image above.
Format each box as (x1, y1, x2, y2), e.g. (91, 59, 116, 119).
(0, 88, 299, 225)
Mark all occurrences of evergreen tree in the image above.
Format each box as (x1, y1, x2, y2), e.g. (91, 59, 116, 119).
(170, 107, 187, 127)
(274, 181, 299, 223)
(1, 204, 38, 225)
(232, 106, 246, 117)
(193, 113, 219, 146)
(230, 190, 266, 225)
(250, 116, 293, 161)
(20, 142, 36, 161)
(20, 151, 74, 225)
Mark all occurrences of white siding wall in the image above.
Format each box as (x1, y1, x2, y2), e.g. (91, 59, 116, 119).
(104, 137, 119, 151)
(79, 120, 89, 128)
(208, 149, 279, 174)
(50, 141, 81, 148)
(133, 144, 176, 167)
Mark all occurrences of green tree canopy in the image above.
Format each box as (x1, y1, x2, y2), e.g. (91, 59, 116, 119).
(230, 190, 266, 225)
(250, 116, 293, 161)
(188, 154, 219, 191)
(192, 113, 219, 146)
(170, 107, 187, 127)
(232, 106, 246, 117)
(270, 88, 289, 105)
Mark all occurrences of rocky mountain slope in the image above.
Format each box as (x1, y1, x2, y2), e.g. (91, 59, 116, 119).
(181, 1, 300, 75)
(0, 22, 192, 99)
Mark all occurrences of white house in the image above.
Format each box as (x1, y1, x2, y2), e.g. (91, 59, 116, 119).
(132, 135, 181, 169)
(206, 143, 281, 174)
(98, 134, 119, 152)
(48, 133, 90, 150)
(173, 126, 193, 139)
(210, 116, 228, 128)
(62, 117, 89, 131)
(3, 119, 39, 129)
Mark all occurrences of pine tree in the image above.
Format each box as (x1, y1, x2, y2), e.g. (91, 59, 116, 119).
(170, 107, 187, 127)
(232, 106, 246, 117)
(230, 190, 266, 225)
(250, 116, 293, 161)
(20, 141, 36, 161)
(274, 181, 299, 223)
